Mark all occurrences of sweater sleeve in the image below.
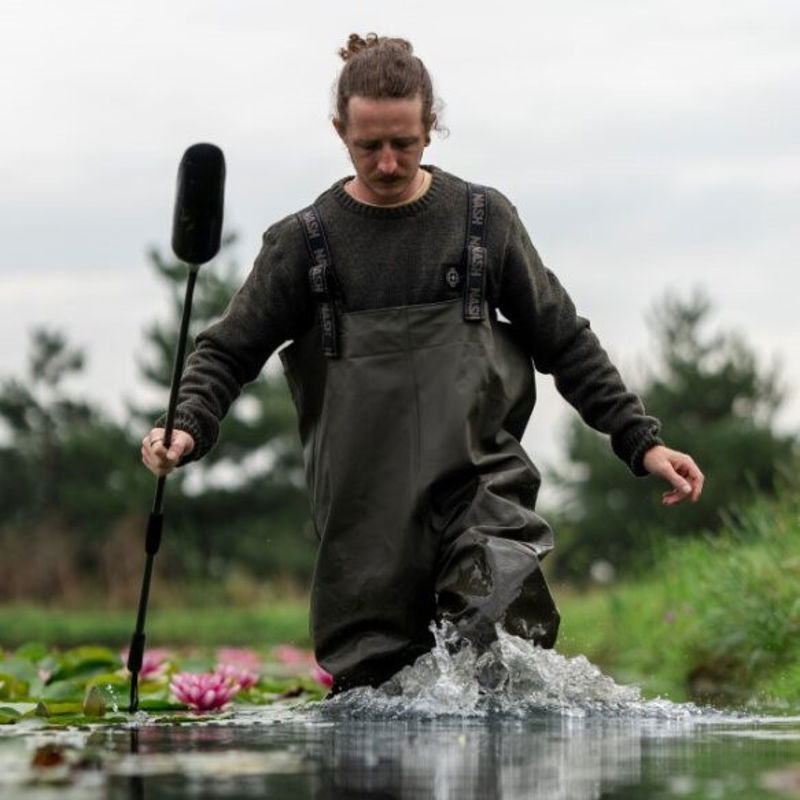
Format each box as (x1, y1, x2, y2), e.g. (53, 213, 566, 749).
(497, 206, 662, 475)
(164, 216, 315, 462)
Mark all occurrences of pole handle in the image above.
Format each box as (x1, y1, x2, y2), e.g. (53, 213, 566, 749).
(162, 264, 199, 450)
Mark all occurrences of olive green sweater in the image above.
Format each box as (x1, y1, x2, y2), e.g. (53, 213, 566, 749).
(169, 166, 662, 474)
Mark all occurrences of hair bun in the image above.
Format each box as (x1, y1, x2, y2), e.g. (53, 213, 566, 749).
(338, 32, 412, 62)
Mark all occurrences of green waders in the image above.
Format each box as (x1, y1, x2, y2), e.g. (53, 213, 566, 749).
(280, 186, 559, 693)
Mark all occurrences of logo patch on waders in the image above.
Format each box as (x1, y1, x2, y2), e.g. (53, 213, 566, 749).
(444, 266, 461, 289)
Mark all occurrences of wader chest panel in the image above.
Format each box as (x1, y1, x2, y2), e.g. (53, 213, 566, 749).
(281, 186, 559, 689)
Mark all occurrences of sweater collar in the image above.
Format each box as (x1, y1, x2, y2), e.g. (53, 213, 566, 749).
(329, 166, 443, 218)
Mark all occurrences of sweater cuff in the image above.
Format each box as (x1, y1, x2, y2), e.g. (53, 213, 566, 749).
(613, 424, 664, 477)
(154, 411, 206, 467)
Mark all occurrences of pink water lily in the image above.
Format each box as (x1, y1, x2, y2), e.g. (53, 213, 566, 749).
(215, 647, 261, 671)
(273, 644, 314, 667)
(273, 644, 332, 688)
(121, 647, 172, 681)
(170, 671, 239, 712)
(213, 663, 259, 690)
(310, 663, 333, 689)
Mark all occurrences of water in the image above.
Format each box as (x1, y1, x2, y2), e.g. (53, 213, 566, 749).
(1, 625, 798, 799)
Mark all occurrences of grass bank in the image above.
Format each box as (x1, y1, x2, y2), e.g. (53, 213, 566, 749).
(557, 490, 800, 707)
(0, 601, 311, 650)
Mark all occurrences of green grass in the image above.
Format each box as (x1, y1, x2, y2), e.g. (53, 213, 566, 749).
(0, 601, 311, 650)
(557, 490, 800, 707)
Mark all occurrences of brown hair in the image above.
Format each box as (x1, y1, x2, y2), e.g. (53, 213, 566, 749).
(334, 33, 444, 134)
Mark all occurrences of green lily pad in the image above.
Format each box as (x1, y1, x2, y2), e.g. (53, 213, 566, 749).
(139, 679, 169, 695)
(0, 656, 42, 697)
(85, 672, 129, 689)
(14, 642, 49, 663)
(35, 701, 84, 717)
(48, 646, 121, 682)
(151, 711, 231, 723)
(40, 713, 128, 727)
(0, 706, 22, 724)
(138, 698, 188, 712)
(0, 672, 28, 700)
(42, 678, 86, 702)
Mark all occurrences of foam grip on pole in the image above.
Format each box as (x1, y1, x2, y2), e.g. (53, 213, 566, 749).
(145, 512, 164, 555)
(127, 632, 146, 673)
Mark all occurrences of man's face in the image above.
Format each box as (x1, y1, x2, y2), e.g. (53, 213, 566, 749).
(335, 94, 429, 206)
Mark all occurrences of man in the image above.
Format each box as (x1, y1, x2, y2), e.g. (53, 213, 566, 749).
(142, 34, 704, 693)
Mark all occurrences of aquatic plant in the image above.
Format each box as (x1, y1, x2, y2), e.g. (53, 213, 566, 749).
(216, 647, 260, 671)
(213, 663, 259, 690)
(311, 663, 333, 688)
(273, 643, 331, 687)
(273, 644, 314, 667)
(121, 647, 172, 681)
(169, 671, 240, 712)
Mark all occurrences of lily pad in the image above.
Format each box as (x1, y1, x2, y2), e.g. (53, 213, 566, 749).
(0, 705, 22, 724)
(13, 642, 49, 663)
(48, 645, 121, 682)
(85, 672, 129, 689)
(138, 698, 188, 712)
(42, 678, 86, 702)
(35, 701, 84, 717)
(40, 712, 128, 727)
(0, 672, 28, 700)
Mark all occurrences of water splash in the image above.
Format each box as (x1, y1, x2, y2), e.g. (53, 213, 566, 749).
(323, 622, 707, 720)
(105, 684, 119, 714)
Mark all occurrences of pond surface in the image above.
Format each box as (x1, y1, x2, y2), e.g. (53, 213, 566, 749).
(2, 706, 799, 799)
(2, 628, 798, 799)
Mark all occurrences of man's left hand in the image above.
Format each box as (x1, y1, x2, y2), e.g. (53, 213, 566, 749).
(642, 445, 704, 506)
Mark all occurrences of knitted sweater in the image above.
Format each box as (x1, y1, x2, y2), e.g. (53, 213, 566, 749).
(169, 166, 662, 475)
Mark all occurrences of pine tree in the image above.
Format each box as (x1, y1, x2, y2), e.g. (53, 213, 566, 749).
(550, 290, 796, 579)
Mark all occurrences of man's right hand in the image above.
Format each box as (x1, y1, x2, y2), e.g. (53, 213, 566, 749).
(141, 428, 195, 477)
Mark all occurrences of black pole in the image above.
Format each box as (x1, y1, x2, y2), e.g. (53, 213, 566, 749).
(125, 142, 224, 714)
(127, 264, 199, 713)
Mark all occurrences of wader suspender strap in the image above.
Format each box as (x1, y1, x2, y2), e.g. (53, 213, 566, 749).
(464, 184, 488, 322)
(297, 205, 339, 359)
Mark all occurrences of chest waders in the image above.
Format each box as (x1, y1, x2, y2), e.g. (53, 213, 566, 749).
(281, 186, 559, 693)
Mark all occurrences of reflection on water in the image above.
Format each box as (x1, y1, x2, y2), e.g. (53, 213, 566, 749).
(92, 711, 800, 800)
(305, 716, 645, 799)
(0, 708, 800, 800)
(2, 709, 799, 800)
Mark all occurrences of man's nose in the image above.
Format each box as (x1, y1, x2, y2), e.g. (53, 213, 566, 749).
(376, 144, 397, 174)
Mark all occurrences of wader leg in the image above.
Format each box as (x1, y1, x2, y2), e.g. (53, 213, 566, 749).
(435, 529, 560, 651)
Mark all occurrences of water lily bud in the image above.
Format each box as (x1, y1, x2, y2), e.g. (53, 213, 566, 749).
(83, 685, 107, 717)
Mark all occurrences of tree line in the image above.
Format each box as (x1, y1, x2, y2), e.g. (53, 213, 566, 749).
(0, 241, 795, 603)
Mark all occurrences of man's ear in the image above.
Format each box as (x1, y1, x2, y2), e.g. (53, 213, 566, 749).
(332, 117, 346, 139)
(425, 116, 435, 146)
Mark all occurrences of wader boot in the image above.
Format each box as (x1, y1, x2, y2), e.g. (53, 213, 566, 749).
(280, 186, 560, 693)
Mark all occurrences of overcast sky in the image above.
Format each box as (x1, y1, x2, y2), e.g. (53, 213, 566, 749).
(2, 0, 798, 483)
